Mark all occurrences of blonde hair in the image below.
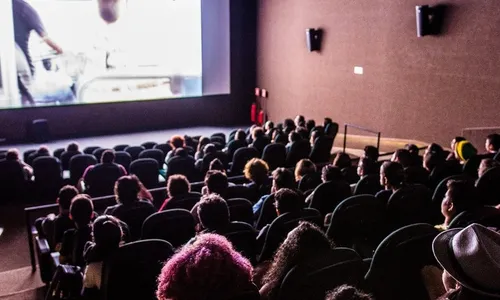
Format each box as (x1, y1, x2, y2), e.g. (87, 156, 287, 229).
(294, 159, 316, 182)
(243, 158, 269, 184)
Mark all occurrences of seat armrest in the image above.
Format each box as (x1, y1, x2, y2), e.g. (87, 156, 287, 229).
(36, 237, 51, 255)
(51, 252, 60, 268)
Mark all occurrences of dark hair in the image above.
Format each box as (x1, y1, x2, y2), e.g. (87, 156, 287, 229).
(265, 121, 274, 131)
(272, 168, 296, 190)
(6, 149, 19, 161)
(453, 136, 466, 145)
(197, 194, 230, 231)
(174, 148, 188, 157)
(296, 127, 309, 140)
(487, 134, 500, 151)
(67, 142, 79, 152)
(235, 129, 246, 141)
(310, 129, 323, 143)
(70, 194, 94, 227)
(203, 144, 217, 155)
(322, 165, 343, 182)
(333, 153, 351, 169)
(58, 185, 79, 210)
(325, 285, 373, 300)
(323, 117, 333, 127)
(380, 161, 404, 188)
(92, 215, 122, 251)
(447, 180, 478, 213)
(262, 222, 334, 300)
(209, 158, 226, 172)
(114, 175, 142, 204)
(156, 234, 253, 300)
(204, 170, 228, 195)
(295, 159, 317, 181)
(284, 118, 296, 133)
(38, 146, 50, 154)
(101, 150, 115, 164)
(244, 158, 269, 184)
(404, 144, 419, 155)
(363, 146, 379, 161)
(427, 143, 444, 156)
(423, 151, 443, 171)
(306, 120, 316, 133)
(274, 188, 303, 214)
(167, 175, 190, 198)
(197, 137, 211, 153)
(359, 158, 378, 176)
(170, 135, 185, 149)
(295, 115, 306, 127)
(393, 149, 412, 168)
(252, 127, 265, 140)
(289, 131, 301, 143)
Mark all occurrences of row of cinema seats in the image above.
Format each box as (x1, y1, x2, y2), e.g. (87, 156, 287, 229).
(1, 125, 337, 202)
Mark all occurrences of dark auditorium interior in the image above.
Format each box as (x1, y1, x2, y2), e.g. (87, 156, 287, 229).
(2, 1, 500, 300)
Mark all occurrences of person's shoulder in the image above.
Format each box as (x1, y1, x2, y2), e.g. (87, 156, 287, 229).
(104, 204, 120, 215)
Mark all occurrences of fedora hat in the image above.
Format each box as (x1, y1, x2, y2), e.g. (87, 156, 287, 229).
(433, 223, 500, 297)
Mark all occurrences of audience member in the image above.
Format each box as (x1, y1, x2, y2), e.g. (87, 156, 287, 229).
(246, 125, 257, 144)
(405, 143, 423, 167)
(295, 159, 317, 183)
(296, 127, 309, 140)
(434, 224, 500, 300)
(82, 150, 127, 193)
(195, 137, 211, 160)
(226, 129, 249, 159)
(323, 117, 333, 128)
(284, 118, 296, 134)
(259, 222, 335, 300)
(357, 157, 378, 178)
(244, 158, 271, 196)
(194, 143, 217, 170)
(197, 194, 230, 232)
(294, 115, 306, 128)
(203, 170, 229, 196)
(159, 174, 191, 211)
(455, 141, 478, 163)
(391, 149, 412, 168)
(321, 165, 344, 183)
(478, 158, 500, 179)
(376, 161, 404, 205)
(436, 180, 478, 231)
(165, 135, 185, 162)
(104, 175, 155, 217)
(253, 168, 296, 217)
(59, 194, 94, 268)
(333, 153, 352, 170)
(363, 146, 379, 162)
(156, 233, 256, 300)
(61, 142, 81, 170)
(272, 129, 288, 145)
(209, 158, 226, 173)
(286, 131, 301, 153)
(306, 119, 316, 134)
(5, 148, 33, 179)
(485, 133, 500, 157)
(250, 127, 270, 155)
(264, 121, 275, 136)
(28, 145, 50, 165)
(310, 129, 323, 147)
(447, 137, 466, 161)
(51, 186, 79, 249)
(82, 215, 122, 294)
(325, 285, 374, 300)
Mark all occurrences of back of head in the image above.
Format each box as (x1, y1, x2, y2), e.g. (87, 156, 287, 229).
(427, 143, 444, 157)
(197, 137, 211, 152)
(157, 233, 252, 300)
(447, 180, 478, 213)
(295, 115, 306, 127)
(244, 158, 269, 184)
(170, 135, 185, 149)
(284, 118, 296, 133)
(252, 127, 265, 140)
(404, 144, 419, 155)
(167, 174, 190, 198)
(274, 188, 303, 214)
(197, 194, 230, 231)
(325, 285, 373, 300)
(363, 146, 379, 161)
(235, 129, 246, 141)
(115, 175, 141, 204)
(322, 165, 343, 182)
(272, 168, 296, 190)
(38, 146, 49, 154)
(359, 158, 378, 176)
(295, 159, 317, 181)
(209, 158, 225, 172)
(296, 127, 309, 140)
(424, 150, 444, 171)
(6, 149, 19, 161)
(265, 121, 274, 131)
(67, 142, 79, 152)
(333, 153, 352, 169)
(324, 118, 333, 127)
(289, 131, 302, 143)
(487, 134, 500, 152)
(392, 149, 412, 168)
(101, 149, 116, 164)
(58, 185, 79, 211)
(479, 158, 500, 178)
(205, 170, 228, 195)
(174, 147, 188, 157)
(306, 120, 316, 133)
(92, 215, 122, 250)
(381, 161, 404, 188)
(204, 144, 217, 155)
(70, 194, 94, 227)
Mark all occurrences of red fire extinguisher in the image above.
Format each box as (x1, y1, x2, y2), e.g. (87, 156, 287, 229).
(251, 103, 257, 123)
(258, 110, 264, 126)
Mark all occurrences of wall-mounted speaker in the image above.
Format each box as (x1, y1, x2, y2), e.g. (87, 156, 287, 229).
(416, 5, 431, 37)
(306, 28, 323, 52)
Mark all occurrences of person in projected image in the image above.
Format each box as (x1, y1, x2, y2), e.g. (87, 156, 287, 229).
(12, 0, 63, 106)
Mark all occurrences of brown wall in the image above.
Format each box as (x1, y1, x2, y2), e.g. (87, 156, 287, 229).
(257, 0, 500, 145)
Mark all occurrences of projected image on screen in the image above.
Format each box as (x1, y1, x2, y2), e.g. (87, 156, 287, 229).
(0, 0, 221, 108)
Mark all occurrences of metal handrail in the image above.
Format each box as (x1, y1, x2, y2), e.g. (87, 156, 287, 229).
(343, 123, 381, 153)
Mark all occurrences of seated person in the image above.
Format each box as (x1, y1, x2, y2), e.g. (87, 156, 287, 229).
(225, 129, 248, 160)
(325, 285, 373, 300)
(159, 174, 191, 211)
(309, 129, 323, 147)
(305, 119, 316, 134)
(201, 170, 229, 197)
(393, 149, 429, 184)
(286, 131, 302, 153)
(28, 145, 51, 165)
(104, 175, 155, 217)
(5, 148, 33, 179)
(435, 180, 479, 231)
(351, 157, 379, 192)
(455, 141, 477, 164)
(283, 118, 296, 134)
(59, 194, 94, 268)
(391, 149, 412, 168)
(376, 161, 404, 205)
(294, 115, 306, 128)
(60, 142, 81, 170)
(333, 152, 352, 170)
(253, 168, 296, 219)
(194, 143, 217, 171)
(244, 158, 271, 197)
(484, 133, 500, 158)
(156, 234, 256, 300)
(197, 194, 230, 233)
(81, 150, 127, 193)
(363, 146, 379, 162)
(478, 158, 500, 179)
(249, 127, 270, 155)
(296, 127, 309, 140)
(256, 188, 304, 248)
(446, 137, 466, 161)
(404, 143, 423, 167)
(295, 159, 317, 183)
(82, 215, 122, 295)
(264, 121, 275, 137)
(165, 135, 185, 163)
(195, 137, 211, 160)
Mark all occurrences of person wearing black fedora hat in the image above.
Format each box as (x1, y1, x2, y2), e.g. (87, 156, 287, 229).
(433, 223, 500, 299)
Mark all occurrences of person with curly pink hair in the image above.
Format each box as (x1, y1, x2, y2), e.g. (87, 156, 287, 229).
(156, 233, 258, 300)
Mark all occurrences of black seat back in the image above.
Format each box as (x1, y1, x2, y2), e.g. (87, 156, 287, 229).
(114, 151, 132, 171)
(141, 142, 158, 150)
(154, 143, 172, 161)
(53, 148, 65, 159)
(102, 239, 174, 300)
(83, 146, 100, 155)
(117, 205, 156, 241)
(327, 195, 387, 258)
(227, 198, 254, 224)
(353, 174, 382, 195)
(85, 164, 123, 197)
(130, 158, 159, 189)
(476, 166, 500, 206)
(309, 136, 334, 163)
(166, 156, 197, 181)
(139, 149, 164, 170)
(201, 151, 229, 174)
(230, 147, 259, 175)
(365, 224, 440, 300)
(449, 206, 500, 229)
(60, 150, 81, 171)
(218, 221, 257, 264)
(255, 194, 277, 230)
(431, 174, 471, 224)
(163, 192, 202, 211)
(0, 160, 27, 202)
(462, 154, 483, 178)
(124, 146, 146, 161)
(341, 166, 360, 184)
(286, 140, 311, 167)
(225, 185, 258, 203)
(141, 209, 196, 248)
(324, 122, 339, 139)
(262, 143, 287, 170)
(309, 181, 352, 217)
(113, 144, 130, 152)
(33, 157, 63, 200)
(387, 185, 432, 229)
(69, 154, 97, 184)
(92, 148, 111, 162)
(298, 173, 322, 193)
